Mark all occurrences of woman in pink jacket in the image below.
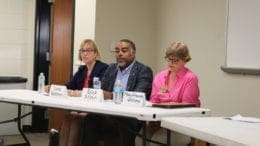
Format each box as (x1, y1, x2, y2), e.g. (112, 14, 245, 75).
(150, 41, 200, 107)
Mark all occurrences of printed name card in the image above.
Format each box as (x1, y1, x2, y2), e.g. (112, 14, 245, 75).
(49, 85, 68, 97)
(122, 91, 146, 107)
(81, 88, 104, 102)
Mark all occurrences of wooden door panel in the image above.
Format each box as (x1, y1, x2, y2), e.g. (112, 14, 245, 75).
(49, 0, 74, 130)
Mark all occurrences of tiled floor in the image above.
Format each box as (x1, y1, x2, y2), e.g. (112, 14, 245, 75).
(3, 133, 49, 146)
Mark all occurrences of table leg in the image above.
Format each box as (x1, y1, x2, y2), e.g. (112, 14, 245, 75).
(6, 105, 31, 146)
(142, 121, 147, 146)
(17, 105, 30, 146)
(167, 129, 171, 146)
(0, 104, 31, 146)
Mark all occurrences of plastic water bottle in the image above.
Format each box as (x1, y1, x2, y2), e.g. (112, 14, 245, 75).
(93, 77, 101, 89)
(113, 79, 123, 104)
(38, 72, 45, 94)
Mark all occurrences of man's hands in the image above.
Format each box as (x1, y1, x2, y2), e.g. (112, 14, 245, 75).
(103, 90, 113, 100)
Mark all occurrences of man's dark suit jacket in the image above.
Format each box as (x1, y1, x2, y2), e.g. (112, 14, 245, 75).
(101, 61, 153, 100)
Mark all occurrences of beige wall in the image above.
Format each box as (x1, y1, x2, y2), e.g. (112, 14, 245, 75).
(0, 0, 35, 89)
(156, 0, 260, 116)
(95, 0, 157, 70)
(73, 0, 96, 73)
(74, 0, 260, 117)
(0, 0, 35, 130)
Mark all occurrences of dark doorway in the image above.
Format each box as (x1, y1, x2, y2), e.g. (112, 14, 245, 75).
(31, 0, 52, 132)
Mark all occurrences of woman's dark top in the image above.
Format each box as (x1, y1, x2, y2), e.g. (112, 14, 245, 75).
(66, 60, 108, 90)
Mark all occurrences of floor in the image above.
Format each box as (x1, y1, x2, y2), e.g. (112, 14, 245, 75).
(2, 133, 49, 146)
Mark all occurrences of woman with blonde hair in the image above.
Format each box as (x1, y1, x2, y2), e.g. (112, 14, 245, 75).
(58, 39, 108, 146)
(66, 39, 108, 93)
(45, 39, 108, 95)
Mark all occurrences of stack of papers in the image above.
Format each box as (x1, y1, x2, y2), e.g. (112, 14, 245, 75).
(225, 114, 260, 123)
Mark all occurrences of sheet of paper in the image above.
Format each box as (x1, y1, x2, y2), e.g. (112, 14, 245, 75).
(226, 114, 260, 123)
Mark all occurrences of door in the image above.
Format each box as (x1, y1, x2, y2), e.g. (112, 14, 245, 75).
(32, 0, 52, 132)
(48, 0, 74, 130)
(32, 0, 74, 132)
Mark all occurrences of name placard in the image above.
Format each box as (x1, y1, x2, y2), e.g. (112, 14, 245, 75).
(81, 88, 104, 102)
(49, 84, 68, 97)
(122, 91, 146, 107)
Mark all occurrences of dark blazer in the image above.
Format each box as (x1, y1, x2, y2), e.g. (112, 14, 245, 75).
(101, 61, 153, 100)
(66, 60, 108, 90)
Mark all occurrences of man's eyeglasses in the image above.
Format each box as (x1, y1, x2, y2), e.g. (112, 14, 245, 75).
(165, 57, 180, 63)
(79, 49, 94, 53)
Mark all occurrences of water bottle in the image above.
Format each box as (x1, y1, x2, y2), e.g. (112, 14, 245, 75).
(38, 72, 45, 94)
(113, 79, 123, 104)
(93, 77, 101, 89)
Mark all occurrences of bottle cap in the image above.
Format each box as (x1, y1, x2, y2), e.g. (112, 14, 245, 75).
(93, 77, 99, 81)
(116, 79, 121, 84)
